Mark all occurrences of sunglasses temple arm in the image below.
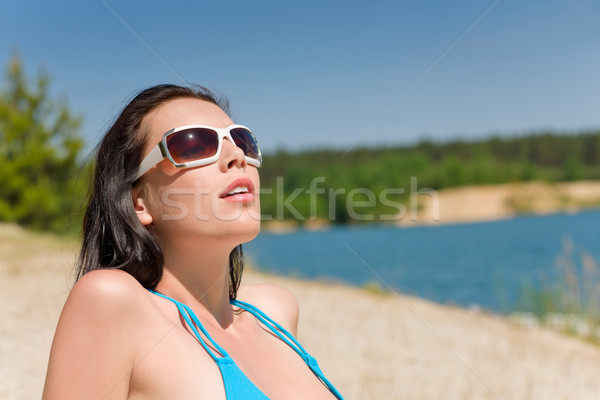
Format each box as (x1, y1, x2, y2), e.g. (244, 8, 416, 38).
(135, 145, 165, 180)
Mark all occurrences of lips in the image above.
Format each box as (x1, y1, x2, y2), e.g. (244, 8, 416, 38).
(219, 178, 255, 201)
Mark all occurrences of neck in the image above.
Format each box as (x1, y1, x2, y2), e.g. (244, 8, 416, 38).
(154, 238, 236, 328)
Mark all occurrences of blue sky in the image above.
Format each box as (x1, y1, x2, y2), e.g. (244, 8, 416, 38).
(1, 1, 599, 153)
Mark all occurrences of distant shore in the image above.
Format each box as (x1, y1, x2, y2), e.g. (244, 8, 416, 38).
(262, 180, 600, 233)
(407, 179, 600, 226)
(3, 223, 600, 399)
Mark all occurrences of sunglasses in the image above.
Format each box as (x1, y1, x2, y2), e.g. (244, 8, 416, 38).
(135, 124, 262, 179)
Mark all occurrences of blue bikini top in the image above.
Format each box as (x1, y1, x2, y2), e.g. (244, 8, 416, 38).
(149, 290, 344, 400)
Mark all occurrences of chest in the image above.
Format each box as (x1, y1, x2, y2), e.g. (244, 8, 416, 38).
(127, 315, 338, 400)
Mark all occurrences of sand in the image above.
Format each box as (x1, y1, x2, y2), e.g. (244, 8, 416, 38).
(2, 223, 600, 400)
(402, 180, 600, 226)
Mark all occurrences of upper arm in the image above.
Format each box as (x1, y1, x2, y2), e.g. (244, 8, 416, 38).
(42, 270, 144, 400)
(239, 284, 300, 337)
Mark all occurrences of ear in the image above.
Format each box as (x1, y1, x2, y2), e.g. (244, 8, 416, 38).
(132, 186, 154, 226)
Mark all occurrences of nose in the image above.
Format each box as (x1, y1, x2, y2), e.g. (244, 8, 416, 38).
(219, 137, 246, 171)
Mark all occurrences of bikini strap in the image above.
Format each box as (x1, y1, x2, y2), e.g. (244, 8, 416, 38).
(230, 299, 345, 399)
(149, 290, 230, 362)
(231, 299, 310, 358)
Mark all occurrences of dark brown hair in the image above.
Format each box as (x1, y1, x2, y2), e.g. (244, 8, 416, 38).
(76, 84, 244, 299)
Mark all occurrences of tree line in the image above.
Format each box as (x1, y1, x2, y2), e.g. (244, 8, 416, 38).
(259, 132, 600, 223)
(1, 55, 599, 232)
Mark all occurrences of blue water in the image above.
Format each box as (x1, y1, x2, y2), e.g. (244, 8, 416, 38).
(246, 209, 600, 312)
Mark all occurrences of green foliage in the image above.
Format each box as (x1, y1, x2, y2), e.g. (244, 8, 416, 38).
(259, 130, 600, 224)
(0, 55, 85, 233)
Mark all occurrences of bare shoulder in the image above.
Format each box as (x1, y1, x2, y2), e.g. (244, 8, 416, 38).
(237, 283, 300, 336)
(72, 268, 145, 296)
(66, 268, 149, 313)
(43, 269, 151, 399)
(53, 268, 155, 360)
(56, 268, 154, 347)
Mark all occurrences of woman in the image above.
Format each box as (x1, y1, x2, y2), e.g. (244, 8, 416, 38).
(42, 84, 344, 399)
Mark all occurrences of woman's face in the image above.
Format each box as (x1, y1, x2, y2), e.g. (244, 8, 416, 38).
(135, 97, 261, 246)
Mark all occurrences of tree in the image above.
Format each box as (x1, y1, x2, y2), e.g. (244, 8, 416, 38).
(0, 54, 85, 232)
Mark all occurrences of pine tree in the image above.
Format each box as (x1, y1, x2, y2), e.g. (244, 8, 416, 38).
(0, 54, 85, 232)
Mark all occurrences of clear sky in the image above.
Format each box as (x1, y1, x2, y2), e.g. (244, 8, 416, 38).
(1, 1, 599, 153)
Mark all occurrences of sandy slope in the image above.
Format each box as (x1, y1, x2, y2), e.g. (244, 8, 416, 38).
(402, 180, 600, 226)
(2, 224, 600, 400)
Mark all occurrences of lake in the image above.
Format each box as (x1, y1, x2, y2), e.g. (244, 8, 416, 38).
(246, 209, 600, 312)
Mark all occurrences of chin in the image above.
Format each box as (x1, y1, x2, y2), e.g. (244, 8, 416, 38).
(240, 218, 261, 242)
(221, 214, 261, 244)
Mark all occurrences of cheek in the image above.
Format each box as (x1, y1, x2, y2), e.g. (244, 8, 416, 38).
(146, 186, 175, 223)
(144, 178, 199, 223)
(147, 169, 212, 221)
(159, 185, 212, 223)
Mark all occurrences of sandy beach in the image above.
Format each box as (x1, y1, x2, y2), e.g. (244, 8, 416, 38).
(2, 223, 600, 400)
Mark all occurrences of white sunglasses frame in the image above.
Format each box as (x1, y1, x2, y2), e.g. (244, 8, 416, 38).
(135, 124, 262, 180)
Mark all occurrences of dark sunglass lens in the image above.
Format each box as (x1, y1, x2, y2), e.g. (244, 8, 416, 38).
(231, 128, 260, 159)
(166, 128, 218, 163)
